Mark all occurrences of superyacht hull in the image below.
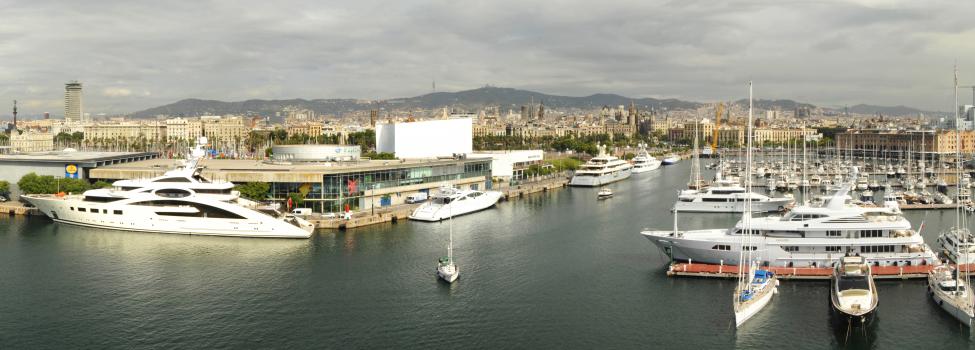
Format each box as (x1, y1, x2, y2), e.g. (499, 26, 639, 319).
(569, 168, 632, 187)
(674, 198, 792, 213)
(641, 230, 937, 267)
(632, 163, 661, 174)
(24, 195, 313, 238)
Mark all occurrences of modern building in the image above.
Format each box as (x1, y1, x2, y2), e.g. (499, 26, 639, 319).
(469, 150, 544, 181)
(89, 157, 493, 214)
(0, 150, 158, 198)
(375, 118, 473, 158)
(64, 81, 83, 123)
(271, 145, 361, 162)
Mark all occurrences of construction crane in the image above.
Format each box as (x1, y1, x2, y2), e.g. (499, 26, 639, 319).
(711, 102, 724, 153)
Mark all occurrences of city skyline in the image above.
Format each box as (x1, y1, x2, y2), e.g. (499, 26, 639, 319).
(2, 0, 974, 115)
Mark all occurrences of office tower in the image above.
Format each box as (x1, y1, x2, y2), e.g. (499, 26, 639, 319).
(65, 81, 83, 123)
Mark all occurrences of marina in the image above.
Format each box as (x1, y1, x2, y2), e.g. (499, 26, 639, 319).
(3, 160, 975, 348)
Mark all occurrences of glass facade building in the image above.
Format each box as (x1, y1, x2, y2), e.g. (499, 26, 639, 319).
(268, 159, 492, 213)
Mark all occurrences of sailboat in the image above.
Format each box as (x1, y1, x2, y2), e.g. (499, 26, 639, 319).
(437, 195, 459, 283)
(733, 82, 778, 328)
(930, 66, 975, 326)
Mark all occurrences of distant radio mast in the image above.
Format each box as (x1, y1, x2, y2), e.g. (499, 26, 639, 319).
(432, 80, 436, 93)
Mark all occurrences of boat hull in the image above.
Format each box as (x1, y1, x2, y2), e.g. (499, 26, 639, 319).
(438, 265, 459, 283)
(641, 230, 937, 267)
(632, 162, 661, 173)
(408, 191, 503, 221)
(735, 279, 776, 328)
(674, 198, 792, 213)
(569, 168, 632, 187)
(22, 195, 313, 238)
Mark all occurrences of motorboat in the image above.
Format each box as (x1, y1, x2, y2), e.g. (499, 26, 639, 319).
(661, 154, 680, 165)
(597, 188, 614, 199)
(22, 137, 315, 238)
(409, 185, 502, 221)
(830, 255, 878, 327)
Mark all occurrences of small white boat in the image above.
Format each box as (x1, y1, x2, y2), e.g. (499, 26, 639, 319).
(409, 186, 502, 221)
(597, 188, 613, 199)
(661, 154, 680, 165)
(437, 203, 459, 283)
(830, 255, 878, 327)
(734, 264, 777, 328)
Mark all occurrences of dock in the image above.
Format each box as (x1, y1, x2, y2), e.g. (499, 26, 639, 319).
(665, 262, 974, 280)
(0, 202, 40, 216)
(501, 176, 569, 200)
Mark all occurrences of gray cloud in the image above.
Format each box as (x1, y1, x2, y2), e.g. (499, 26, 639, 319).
(1, 0, 973, 116)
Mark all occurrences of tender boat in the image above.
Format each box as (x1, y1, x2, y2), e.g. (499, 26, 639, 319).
(661, 154, 680, 165)
(830, 255, 878, 327)
(409, 185, 502, 221)
(597, 188, 614, 199)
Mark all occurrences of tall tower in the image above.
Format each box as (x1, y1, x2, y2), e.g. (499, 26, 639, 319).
(12, 100, 17, 130)
(65, 81, 83, 123)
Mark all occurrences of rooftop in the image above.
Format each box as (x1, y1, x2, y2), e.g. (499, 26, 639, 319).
(0, 150, 158, 164)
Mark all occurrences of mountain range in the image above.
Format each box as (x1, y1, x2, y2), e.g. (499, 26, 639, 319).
(129, 86, 940, 119)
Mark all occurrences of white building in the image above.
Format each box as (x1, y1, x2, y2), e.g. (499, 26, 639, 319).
(469, 150, 544, 180)
(375, 118, 472, 158)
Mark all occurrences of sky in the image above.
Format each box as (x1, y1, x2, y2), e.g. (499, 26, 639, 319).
(1, 0, 974, 117)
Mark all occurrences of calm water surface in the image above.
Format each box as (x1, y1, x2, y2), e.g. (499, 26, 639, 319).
(1, 162, 974, 349)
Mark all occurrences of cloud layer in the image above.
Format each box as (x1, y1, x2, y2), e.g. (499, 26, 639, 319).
(1, 0, 973, 116)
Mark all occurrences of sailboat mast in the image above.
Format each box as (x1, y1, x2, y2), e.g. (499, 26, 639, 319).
(448, 198, 454, 260)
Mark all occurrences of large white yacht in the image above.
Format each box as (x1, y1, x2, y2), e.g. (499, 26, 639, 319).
(22, 138, 315, 238)
(643, 172, 938, 268)
(569, 147, 633, 187)
(631, 146, 661, 174)
(674, 174, 794, 213)
(408, 185, 502, 222)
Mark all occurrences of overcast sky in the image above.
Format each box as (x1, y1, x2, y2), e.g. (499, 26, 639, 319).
(1, 0, 973, 116)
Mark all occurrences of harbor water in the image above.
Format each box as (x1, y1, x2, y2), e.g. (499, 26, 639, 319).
(1, 162, 973, 349)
